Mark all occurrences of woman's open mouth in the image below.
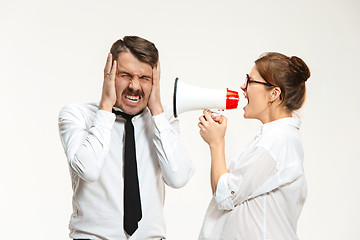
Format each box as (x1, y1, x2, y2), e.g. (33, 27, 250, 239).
(242, 94, 249, 110)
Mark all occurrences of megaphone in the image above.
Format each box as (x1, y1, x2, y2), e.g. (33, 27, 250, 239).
(173, 78, 239, 118)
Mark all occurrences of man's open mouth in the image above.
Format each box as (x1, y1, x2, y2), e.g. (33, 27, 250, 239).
(125, 94, 140, 103)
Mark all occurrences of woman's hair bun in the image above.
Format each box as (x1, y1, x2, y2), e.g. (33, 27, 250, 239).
(290, 56, 311, 82)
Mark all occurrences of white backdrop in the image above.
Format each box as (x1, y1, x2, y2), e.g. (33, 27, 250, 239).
(1, 0, 359, 239)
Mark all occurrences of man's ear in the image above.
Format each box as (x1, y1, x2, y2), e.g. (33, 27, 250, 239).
(269, 87, 282, 102)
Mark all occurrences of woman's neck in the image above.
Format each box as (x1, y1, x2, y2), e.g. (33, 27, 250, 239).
(260, 105, 292, 124)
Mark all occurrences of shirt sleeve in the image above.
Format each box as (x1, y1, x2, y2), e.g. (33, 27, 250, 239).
(58, 105, 115, 182)
(214, 146, 277, 210)
(152, 111, 195, 188)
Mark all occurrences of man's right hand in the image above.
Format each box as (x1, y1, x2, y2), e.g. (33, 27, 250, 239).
(99, 53, 117, 112)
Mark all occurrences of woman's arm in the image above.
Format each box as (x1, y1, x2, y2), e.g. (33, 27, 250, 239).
(198, 110, 229, 194)
(209, 141, 228, 194)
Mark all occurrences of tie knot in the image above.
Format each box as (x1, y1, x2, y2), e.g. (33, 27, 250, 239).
(112, 109, 136, 121)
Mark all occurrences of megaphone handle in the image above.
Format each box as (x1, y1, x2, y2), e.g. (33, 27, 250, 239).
(208, 109, 223, 115)
(203, 109, 223, 123)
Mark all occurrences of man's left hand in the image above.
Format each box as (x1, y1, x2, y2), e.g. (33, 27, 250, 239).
(148, 61, 164, 116)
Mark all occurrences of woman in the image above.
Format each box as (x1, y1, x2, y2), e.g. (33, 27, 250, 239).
(198, 52, 310, 240)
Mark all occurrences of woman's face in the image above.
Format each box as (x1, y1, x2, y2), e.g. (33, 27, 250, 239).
(240, 66, 272, 122)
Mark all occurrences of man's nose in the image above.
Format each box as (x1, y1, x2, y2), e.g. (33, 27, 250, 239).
(129, 76, 141, 89)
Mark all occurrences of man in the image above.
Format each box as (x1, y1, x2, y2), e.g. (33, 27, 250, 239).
(58, 36, 194, 239)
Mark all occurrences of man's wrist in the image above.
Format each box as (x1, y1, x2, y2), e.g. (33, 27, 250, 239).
(99, 101, 114, 112)
(149, 104, 164, 116)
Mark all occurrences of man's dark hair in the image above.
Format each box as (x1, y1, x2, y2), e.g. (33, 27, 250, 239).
(110, 36, 158, 68)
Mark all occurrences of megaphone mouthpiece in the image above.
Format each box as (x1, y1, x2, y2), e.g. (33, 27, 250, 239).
(226, 89, 240, 109)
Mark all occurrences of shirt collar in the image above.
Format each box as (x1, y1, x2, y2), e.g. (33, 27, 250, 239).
(112, 106, 149, 121)
(259, 117, 301, 135)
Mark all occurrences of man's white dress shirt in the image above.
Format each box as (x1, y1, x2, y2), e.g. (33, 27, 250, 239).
(58, 103, 194, 240)
(199, 117, 307, 240)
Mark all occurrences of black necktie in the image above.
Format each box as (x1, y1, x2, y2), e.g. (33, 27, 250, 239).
(112, 109, 142, 236)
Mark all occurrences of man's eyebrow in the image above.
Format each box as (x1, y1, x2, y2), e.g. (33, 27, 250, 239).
(117, 71, 151, 78)
(118, 71, 131, 75)
(140, 74, 152, 78)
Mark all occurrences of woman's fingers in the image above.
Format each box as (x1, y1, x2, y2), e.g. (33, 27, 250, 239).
(203, 110, 215, 122)
(199, 115, 209, 126)
(198, 122, 205, 131)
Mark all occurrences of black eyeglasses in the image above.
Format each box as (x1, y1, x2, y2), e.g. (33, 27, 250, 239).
(245, 74, 275, 90)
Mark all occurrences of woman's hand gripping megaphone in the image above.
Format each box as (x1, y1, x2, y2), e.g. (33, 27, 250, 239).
(198, 109, 227, 146)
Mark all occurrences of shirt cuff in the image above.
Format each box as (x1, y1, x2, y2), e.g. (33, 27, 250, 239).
(92, 110, 116, 129)
(152, 112, 171, 133)
(214, 173, 236, 210)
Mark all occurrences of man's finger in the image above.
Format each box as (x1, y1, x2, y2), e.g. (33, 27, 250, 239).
(152, 61, 160, 85)
(157, 61, 161, 76)
(104, 53, 112, 76)
(110, 60, 117, 78)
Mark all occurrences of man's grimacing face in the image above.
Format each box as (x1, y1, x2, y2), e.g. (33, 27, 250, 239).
(114, 52, 153, 115)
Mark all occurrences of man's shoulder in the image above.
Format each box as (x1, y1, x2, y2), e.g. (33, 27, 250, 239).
(59, 102, 99, 120)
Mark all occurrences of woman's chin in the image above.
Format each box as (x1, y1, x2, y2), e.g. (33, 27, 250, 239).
(243, 112, 249, 119)
(243, 111, 256, 120)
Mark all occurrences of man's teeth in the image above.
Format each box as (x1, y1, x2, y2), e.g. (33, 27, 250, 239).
(125, 95, 140, 102)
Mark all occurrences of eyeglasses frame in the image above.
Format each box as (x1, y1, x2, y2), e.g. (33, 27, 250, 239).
(245, 74, 275, 91)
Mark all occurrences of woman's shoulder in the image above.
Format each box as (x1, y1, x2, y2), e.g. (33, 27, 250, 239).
(256, 120, 303, 166)
(261, 117, 301, 141)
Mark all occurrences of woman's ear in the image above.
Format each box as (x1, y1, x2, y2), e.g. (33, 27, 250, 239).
(269, 87, 282, 103)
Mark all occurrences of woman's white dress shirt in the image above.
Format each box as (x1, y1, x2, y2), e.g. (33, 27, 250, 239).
(58, 103, 194, 240)
(199, 117, 307, 240)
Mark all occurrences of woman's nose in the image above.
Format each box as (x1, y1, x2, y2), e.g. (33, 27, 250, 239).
(240, 83, 246, 91)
